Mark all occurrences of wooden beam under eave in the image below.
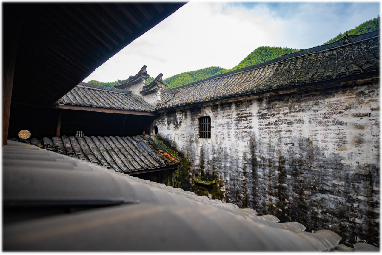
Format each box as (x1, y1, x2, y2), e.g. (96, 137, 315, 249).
(55, 105, 157, 116)
(3, 5, 25, 146)
(56, 110, 62, 137)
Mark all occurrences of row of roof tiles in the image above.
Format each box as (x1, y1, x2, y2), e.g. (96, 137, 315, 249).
(11, 135, 178, 173)
(140, 73, 165, 96)
(115, 65, 150, 90)
(158, 31, 379, 109)
(57, 83, 155, 112)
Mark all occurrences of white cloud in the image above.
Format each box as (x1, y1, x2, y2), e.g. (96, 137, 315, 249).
(273, 2, 380, 49)
(83, 2, 380, 83)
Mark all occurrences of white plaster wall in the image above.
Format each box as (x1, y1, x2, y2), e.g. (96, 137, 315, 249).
(128, 81, 145, 96)
(142, 88, 163, 106)
(155, 82, 379, 184)
(154, 81, 380, 244)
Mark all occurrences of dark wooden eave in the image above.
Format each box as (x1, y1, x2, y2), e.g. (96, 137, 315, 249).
(7, 3, 185, 107)
(54, 105, 156, 116)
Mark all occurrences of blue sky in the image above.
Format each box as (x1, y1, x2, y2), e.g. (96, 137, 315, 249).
(84, 1, 380, 83)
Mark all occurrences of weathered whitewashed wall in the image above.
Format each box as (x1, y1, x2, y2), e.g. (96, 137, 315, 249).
(128, 81, 161, 106)
(153, 80, 379, 246)
(127, 81, 146, 96)
(142, 89, 162, 106)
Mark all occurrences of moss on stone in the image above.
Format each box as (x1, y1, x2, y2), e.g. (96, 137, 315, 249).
(194, 177, 215, 186)
(172, 158, 192, 190)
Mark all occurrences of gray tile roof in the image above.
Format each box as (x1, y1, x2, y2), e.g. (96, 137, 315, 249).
(140, 73, 165, 96)
(57, 83, 155, 112)
(158, 30, 379, 109)
(14, 135, 179, 173)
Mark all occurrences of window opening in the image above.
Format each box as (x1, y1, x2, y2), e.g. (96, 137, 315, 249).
(199, 116, 211, 139)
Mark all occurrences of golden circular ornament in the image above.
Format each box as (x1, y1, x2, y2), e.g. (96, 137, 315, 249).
(18, 130, 31, 139)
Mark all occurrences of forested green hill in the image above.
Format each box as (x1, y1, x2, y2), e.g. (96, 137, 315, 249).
(214, 46, 299, 76)
(142, 46, 298, 88)
(161, 66, 225, 89)
(87, 67, 225, 89)
(324, 16, 379, 45)
(87, 80, 117, 88)
(88, 16, 379, 90)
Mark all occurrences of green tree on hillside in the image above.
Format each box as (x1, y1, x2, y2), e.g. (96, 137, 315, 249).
(215, 46, 299, 76)
(324, 16, 379, 45)
(145, 77, 155, 85)
(165, 66, 225, 89)
(88, 80, 118, 88)
(145, 66, 225, 89)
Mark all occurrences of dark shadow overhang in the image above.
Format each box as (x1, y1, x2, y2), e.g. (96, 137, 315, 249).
(5, 3, 185, 107)
(128, 165, 178, 175)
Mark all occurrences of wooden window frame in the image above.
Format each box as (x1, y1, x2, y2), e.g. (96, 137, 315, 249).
(199, 116, 211, 139)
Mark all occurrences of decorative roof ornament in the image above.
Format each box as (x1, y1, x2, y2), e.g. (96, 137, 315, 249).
(153, 73, 163, 83)
(115, 65, 151, 90)
(140, 73, 165, 96)
(138, 65, 148, 76)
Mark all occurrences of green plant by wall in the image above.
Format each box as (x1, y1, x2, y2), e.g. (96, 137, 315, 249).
(172, 158, 192, 190)
(153, 135, 181, 160)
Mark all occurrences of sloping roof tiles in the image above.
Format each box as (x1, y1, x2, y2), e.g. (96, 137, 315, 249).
(13, 135, 178, 173)
(115, 65, 151, 90)
(140, 73, 165, 96)
(158, 30, 380, 109)
(57, 83, 155, 112)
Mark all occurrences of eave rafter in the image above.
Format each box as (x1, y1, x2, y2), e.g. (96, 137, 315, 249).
(9, 3, 185, 107)
(54, 105, 156, 116)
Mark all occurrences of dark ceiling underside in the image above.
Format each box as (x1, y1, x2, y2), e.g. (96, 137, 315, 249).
(8, 3, 185, 107)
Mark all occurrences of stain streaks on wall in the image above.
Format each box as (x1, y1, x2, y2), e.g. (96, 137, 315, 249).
(155, 81, 379, 246)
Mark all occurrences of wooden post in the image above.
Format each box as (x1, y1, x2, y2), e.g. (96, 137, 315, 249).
(56, 110, 62, 138)
(3, 5, 25, 145)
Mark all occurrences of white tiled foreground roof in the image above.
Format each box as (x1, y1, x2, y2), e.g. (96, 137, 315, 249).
(3, 141, 377, 251)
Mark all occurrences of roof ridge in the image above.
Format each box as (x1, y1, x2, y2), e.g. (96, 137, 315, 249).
(78, 83, 132, 94)
(59, 82, 155, 112)
(142, 73, 164, 91)
(115, 65, 151, 90)
(163, 30, 380, 94)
